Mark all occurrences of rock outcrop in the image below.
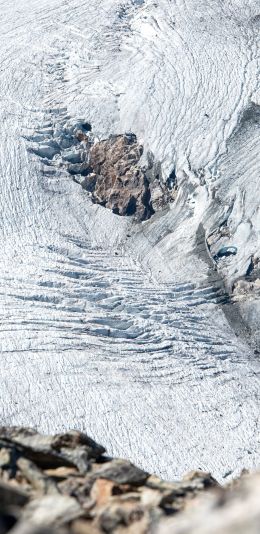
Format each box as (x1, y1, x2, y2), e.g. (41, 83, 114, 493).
(0, 427, 259, 533)
(74, 133, 177, 222)
(87, 134, 153, 221)
(31, 119, 177, 222)
(158, 470, 260, 534)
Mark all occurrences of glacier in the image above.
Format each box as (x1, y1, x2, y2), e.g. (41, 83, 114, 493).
(0, 0, 259, 482)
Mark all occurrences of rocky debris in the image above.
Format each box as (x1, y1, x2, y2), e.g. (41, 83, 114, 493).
(90, 459, 149, 486)
(22, 495, 83, 528)
(149, 178, 176, 213)
(206, 225, 234, 265)
(158, 471, 260, 534)
(233, 278, 260, 299)
(0, 427, 221, 533)
(207, 225, 260, 303)
(30, 118, 176, 222)
(0, 428, 105, 474)
(231, 255, 260, 301)
(1, 427, 260, 533)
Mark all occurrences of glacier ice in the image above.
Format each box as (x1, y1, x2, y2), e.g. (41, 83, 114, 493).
(0, 0, 259, 482)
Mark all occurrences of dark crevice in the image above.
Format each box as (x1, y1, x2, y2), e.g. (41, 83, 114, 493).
(81, 122, 92, 132)
(166, 168, 176, 189)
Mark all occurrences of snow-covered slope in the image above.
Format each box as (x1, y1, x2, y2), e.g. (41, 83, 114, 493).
(0, 0, 259, 481)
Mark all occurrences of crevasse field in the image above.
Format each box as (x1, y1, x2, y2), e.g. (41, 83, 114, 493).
(0, 0, 259, 481)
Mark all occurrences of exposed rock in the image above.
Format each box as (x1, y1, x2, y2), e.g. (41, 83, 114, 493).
(16, 458, 59, 495)
(88, 134, 153, 221)
(182, 470, 219, 489)
(86, 134, 177, 221)
(31, 120, 177, 222)
(24, 495, 83, 525)
(44, 467, 78, 480)
(90, 479, 115, 507)
(0, 428, 105, 474)
(58, 476, 94, 508)
(158, 472, 260, 534)
(1, 427, 259, 534)
(96, 500, 146, 533)
(233, 278, 260, 299)
(149, 177, 177, 212)
(91, 459, 149, 486)
(0, 448, 13, 469)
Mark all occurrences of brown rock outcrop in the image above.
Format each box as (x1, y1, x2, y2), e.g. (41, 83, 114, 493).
(86, 134, 154, 221)
(32, 119, 177, 222)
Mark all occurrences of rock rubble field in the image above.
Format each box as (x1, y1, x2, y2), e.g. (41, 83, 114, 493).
(1, 427, 260, 534)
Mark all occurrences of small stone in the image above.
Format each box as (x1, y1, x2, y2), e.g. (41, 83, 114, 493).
(52, 430, 105, 458)
(145, 475, 180, 492)
(92, 459, 149, 486)
(183, 470, 218, 489)
(44, 467, 78, 480)
(91, 478, 115, 506)
(97, 501, 145, 533)
(141, 487, 162, 508)
(22, 495, 83, 527)
(80, 173, 97, 192)
(0, 447, 12, 467)
(58, 476, 95, 511)
(17, 457, 59, 495)
(0, 428, 105, 474)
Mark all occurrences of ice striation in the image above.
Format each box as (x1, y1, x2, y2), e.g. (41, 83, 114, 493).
(0, 0, 259, 484)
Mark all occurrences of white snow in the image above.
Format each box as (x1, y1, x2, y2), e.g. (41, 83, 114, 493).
(0, 0, 259, 482)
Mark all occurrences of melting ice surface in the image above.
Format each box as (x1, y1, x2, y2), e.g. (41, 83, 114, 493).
(0, 0, 259, 481)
